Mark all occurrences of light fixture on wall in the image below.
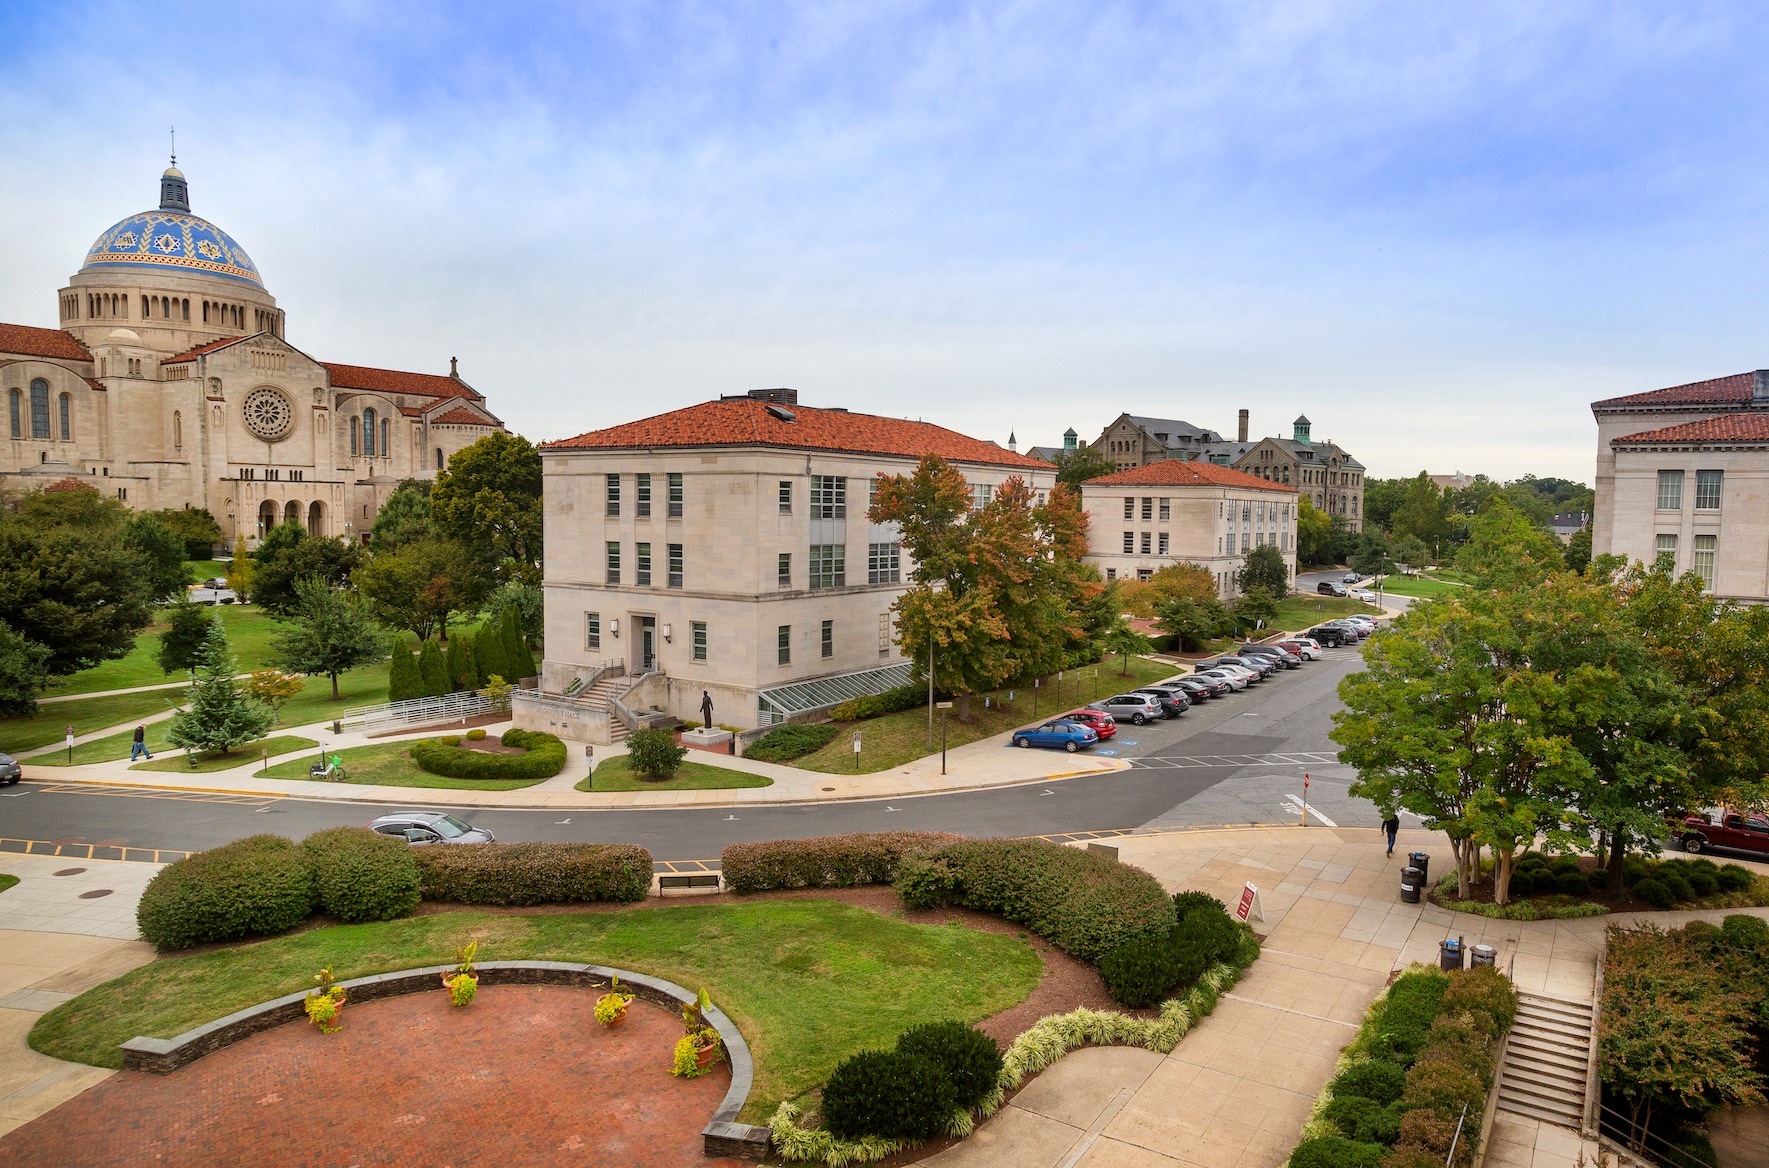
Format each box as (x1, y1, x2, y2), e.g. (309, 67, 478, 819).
(609, 618, 621, 638)
(662, 623, 672, 643)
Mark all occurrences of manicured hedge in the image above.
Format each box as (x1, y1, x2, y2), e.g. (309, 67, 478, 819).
(413, 841, 652, 905)
(897, 838, 1176, 963)
(1098, 893, 1239, 1007)
(721, 831, 964, 894)
(828, 683, 930, 723)
(300, 826, 421, 924)
(409, 728, 566, 780)
(136, 835, 317, 950)
(745, 723, 840, 762)
(821, 1050, 956, 1140)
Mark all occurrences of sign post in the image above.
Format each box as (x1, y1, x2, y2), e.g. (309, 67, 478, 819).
(1235, 882, 1265, 923)
(853, 731, 862, 772)
(1302, 772, 1310, 827)
(936, 701, 953, 775)
(65, 724, 74, 764)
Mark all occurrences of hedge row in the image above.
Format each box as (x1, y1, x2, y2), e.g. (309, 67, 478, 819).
(1097, 892, 1243, 1007)
(137, 835, 317, 950)
(745, 723, 840, 762)
(897, 838, 1175, 963)
(821, 1021, 1005, 1140)
(409, 728, 566, 781)
(414, 841, 653, 905)
(721, 832, 964, 894)
(828, 683, 931, 723)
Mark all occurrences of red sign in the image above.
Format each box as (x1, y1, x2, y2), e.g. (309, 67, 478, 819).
(1235, 882, 1258, 923)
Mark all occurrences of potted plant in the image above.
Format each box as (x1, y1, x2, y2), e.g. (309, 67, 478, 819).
(670, 988, 723, 1077)
(305, 966, 347, 1034)
(442, 941, 478, 1007)
(595, 975, 634, 1028)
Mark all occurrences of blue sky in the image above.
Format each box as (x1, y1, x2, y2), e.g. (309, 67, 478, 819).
(4, 1, 1768, 480)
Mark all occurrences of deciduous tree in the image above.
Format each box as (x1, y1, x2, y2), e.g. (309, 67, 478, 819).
(431, 432, 542, 585)
(252, 524, 365, 617)
(1052, 444, 1115, 489)
(0, 621, 51, 717)
(0, 517, 156, 677)
(269, 577, 387, 701)
(353, 537, 489, 642)
(243, 669, 304, 725)
(1454, 498, 1564, 588)
(1236, 544, 1290, 597)
(1295, 496, 1333, 566)
(368, 479, 434, 551)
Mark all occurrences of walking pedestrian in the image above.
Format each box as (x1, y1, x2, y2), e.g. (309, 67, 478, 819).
(1381, 813, 1400, 857)
(130, 724, 153, 761)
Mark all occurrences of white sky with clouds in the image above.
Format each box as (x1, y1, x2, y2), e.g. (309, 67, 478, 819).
(4, 2, 1769, 481)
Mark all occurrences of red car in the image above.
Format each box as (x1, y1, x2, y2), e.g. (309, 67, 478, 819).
(1677, 810, 1769, 858)
(1061, 710, 1116, 739)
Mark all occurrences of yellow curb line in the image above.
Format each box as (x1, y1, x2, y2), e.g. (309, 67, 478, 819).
(25, 775, 289, 799)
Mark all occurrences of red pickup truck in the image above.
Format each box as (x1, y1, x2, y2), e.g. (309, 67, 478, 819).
(1677, 810, 1769, 857)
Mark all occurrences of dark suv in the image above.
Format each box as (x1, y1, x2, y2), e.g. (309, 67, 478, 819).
(1236, 643, 1302, 669)
(1132, 685, 1193, 718)
(0, 752, 19, 786)
(1305, 624, 1353, 647)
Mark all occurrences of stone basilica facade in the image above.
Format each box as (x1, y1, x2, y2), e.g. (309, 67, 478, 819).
(0, 161, 504, 544)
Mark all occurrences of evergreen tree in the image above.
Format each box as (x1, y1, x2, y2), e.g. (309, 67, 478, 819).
(444, 634, 472, 691)
(463, 630, 487, 686)
(387, 640, 424, 703)
(0, 620, 52, 717)
(502, 606, 537, 679)
(418, 638, 450, 697)
(157, 597, 216, 676)
(473, 626, 507, 688)
(269, 576, 387, 701)
(167, 623, 273, 757)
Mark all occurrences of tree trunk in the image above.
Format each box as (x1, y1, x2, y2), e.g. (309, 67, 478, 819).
(1607, 828, 1628, 888)
(1493, 847, 1515, 906)
(331, 672, 341, 701)
(1451, 835, 1477, 899)
(957, 693, 972, 722)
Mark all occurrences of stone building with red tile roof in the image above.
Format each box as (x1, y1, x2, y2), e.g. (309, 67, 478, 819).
(526, 391, 1056, 738)
(1078, 459, 1299, 598)
(1591, 371, 1769, 601)
(1, 160, 504, 543)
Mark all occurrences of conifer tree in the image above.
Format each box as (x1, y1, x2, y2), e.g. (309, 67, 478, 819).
(444, 634, 472, 691)
(474, 624, 508, 687)
(167, 623, 273, 757)
(503, 606, 537, 679)
(157, 596, 216, 676)
(387, 640, 423, 703)
(418, 638, 449, 698)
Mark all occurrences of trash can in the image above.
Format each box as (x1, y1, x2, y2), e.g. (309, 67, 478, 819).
(1439, 938, 1463, 971)
(1408, 851, 1430, 884)
(1471, 944, 1496, 969)
(1400, 866, 1422, 904)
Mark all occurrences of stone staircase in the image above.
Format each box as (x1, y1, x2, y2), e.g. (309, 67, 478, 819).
(1496, 992, 1594, 1129)
(582, 675, 633, 742)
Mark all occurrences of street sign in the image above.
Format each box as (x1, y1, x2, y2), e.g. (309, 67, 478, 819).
(852, 732, 862, 753)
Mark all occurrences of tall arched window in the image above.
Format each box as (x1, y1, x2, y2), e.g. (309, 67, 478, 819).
(380, 418, 389, 455)
(29, 379, 50, 440)
(58, 393, 71, 440)
(173, 410, 183, 450)
(7, 389, 19, 439)
(435, 447, 444, 470)
(362, 408, 377, 456)
(350, 420, 359, 456)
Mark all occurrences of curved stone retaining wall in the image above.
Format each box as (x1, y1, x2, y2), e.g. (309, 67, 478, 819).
(119, 960, 771, 1160)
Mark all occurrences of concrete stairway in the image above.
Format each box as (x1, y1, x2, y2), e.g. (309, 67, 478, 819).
(1496, 992, 1594, 1129)
(571, 675, 631, 742)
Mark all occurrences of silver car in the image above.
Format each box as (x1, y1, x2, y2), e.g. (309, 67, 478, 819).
(1194, 667, 1249, 692)
(1088, 693, 1164, 725)
(0, 752, 19, 786)
(365, 812, 495, 845)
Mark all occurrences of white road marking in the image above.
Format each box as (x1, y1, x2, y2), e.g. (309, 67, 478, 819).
(555, 818, 572, 824)
(1283, 794, 1337, 827)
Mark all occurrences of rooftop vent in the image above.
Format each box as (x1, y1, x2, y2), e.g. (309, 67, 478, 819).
(722, 387, 799, 405)
(765, 405, 797, 422)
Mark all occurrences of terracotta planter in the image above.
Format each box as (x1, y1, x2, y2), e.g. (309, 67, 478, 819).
(605, 1011, 627, 1028)
(695, 1041, 719, 1069)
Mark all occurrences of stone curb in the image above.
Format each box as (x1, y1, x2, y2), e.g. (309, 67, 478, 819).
(119, 960, 771, 1160)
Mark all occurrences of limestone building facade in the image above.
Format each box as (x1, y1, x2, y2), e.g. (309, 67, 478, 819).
(1592, 370, 1769, 602)
(0, 161, 503, 542)
(530, 391, 1057, 735)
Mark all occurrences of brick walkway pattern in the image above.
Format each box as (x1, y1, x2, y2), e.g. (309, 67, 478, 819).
(0, 985, 744, 1168)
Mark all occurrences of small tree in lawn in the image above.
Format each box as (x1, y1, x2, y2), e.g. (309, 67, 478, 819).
(1232, 587, 1280, 634)
(417, 638, 449, 697)
(1236, 543, 1290, 598)
(244, 669, 304, 725)
(225, 534, 255, 599)
(156, 596, 216, 676)
(167, 623, 273, 757)
(1155, 595, 1230, 653)
(627, 726, 687, 778)
(479, 674, 513, 713)
(387, 640, 423, 703)
(1102, 617, 1151, 675)
(269, 576, 388, 702)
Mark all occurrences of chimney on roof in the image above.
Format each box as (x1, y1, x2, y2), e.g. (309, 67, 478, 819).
(1237, 409, 1249, 443)
(1755, 370, 1769, 404)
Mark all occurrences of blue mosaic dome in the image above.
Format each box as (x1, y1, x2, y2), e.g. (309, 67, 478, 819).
(80, 169, 263, 288)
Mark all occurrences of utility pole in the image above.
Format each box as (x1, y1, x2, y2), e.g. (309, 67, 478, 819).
(927, 642, 935, 750)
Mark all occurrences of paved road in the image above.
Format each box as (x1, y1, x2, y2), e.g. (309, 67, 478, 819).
(3, 647, 1386, 864)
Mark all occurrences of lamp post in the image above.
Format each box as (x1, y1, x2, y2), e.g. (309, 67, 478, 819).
(936, 701, 953, 775)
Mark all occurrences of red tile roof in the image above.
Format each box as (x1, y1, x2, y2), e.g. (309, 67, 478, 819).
(1083, 459, 1297, 492)
(431, 406, 498, 426)
(1593, 372, 1755, 408)
(0, 323, 90, 362)
(1612, 412, 1769, 445)
(164, 337, 247, 363)
(322, 361, 479, 400)
(544, 399, 1056, 469)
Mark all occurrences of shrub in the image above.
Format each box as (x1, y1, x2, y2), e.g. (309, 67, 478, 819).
(1099, 931, 1205, 1008)
(1622, 856, 1651, 887)
(1633, 877, 1677, 909)
(440, 735, 462, 747)
(820, 1050, 956, 1140)
(414, 842, 652, 904)
(626, 727, 687, 778)
(410, 729, 565, 780)
(1177, 902, 1242, 968)
(1684, 867, 1719, 897)
(1322, 1094, 1381, 1138)
(828, 683, 929, 723)
(1331, 1059, 1407, 1106)
(1367, 976, 1448, 1065)
(1549, 854, 1581, 877)
(1171, 890, 1223, 919)
(896, 853, 963, 907)
(895, 1022, 1003, 1112)
(465, 728, 487, 741)
(903, 838, 1176, 963)
(1721, 912, 1769, 946)
(300, 827, 421, 923)
(1686, 857, 1720, 874)
(136, 835, 317, 950)
(1507, 870, 1535, 897)
(1438, 966, 1518, 1032)
(1717, 864, 1756, 893)
(1400, 1060, 1486, 1121)
(721, 832, 964, 893)
(1554, 872, 1591, 897)
(1359, 1101, 1407, 1145)
(745, 723, 840, 762)
(1658, 868, 1695, 903)
(1393, 1108, 1474, 1167)
(1287, 1133, 1387, 1168)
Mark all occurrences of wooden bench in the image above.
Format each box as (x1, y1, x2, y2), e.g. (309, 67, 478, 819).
(657, 873, 721, 896)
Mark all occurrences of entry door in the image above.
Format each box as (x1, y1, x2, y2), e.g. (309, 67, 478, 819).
(639, 617, 656, 670)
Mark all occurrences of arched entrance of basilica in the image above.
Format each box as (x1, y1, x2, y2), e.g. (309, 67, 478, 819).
(284, 500, 302, 529)
(258, 500, 277, 537)
(307, 501, 325, 537)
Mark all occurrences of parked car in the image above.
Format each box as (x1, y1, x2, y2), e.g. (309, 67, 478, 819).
(1012, 720, 1100, 752)
(1277, 638, 1323, 661)
(1350, 589, 1377, 602)
(1321, 619, 1369, 640)
(1060, 709, 1117, 739)
(0, 752, 19, 786)
(1132, 685, 1193, 718)
(1089, 693, 1165, 724)
(1304, 624, 1354, 647)
(1343, 572, 1361, 583)
(367, 812, 496, 844)
(1194, 667, 1250, 691)
(1169, 676, 1222, 701)
(1210, 654, 1276, 678)
(1317, 581, 1349, 597)
(1235, 643, 1302, 668)
(1341, 615, 1378, 634)
(1676, 810, 1769, 857)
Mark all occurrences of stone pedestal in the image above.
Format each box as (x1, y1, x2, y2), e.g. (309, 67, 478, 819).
(681, 727, 732, 749)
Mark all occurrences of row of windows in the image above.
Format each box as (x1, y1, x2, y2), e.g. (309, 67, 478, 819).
(583, 614, 854, 665)
(604, 473, 687, 518)
(1655, 533, 1718, 589)
(1656, 470, 1723, 511)
(350, 409, 392, 458)
(1122, 532, 1173, 555)
(778, 621, 836, 664)
(7, 381, 71, 441)
(604, 542, 686, 588)
(584, 614, 710, 661)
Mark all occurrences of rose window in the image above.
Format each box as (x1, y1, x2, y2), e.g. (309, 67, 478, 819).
(242, 388, 294, 441)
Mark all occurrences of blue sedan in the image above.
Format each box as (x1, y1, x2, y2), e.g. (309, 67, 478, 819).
(1012, 720, 1100, 752)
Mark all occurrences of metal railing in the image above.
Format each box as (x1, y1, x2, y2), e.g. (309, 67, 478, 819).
(341, 689, 492, 732)
(1595, 1102, 1705, 1168)
(609, 669, 664, 733)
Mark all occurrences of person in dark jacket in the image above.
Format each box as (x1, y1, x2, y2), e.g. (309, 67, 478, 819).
(130, 725, 153, 762)
(1381, 813, 1400, 857)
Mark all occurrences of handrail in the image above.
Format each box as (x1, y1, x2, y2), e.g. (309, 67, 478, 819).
(609, 669, 662, 733)
(1585, 932, 1608, 1137)
(1595, 1101, 1707, 1168)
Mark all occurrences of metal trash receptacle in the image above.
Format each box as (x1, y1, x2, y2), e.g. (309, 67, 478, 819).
(1439, 938, 1463, 971)
(1400, 866, 1422, 904)
(1408, 851, 1429, 884)
(1471, 944, 1496, 968)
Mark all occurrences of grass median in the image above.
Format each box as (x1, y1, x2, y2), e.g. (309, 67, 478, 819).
(129, 736, 318, 774)
(29, 898, 1043, 1121)
(260, 740, 546, 791)
(578, 754, 772, 792)
(1, 691, 187, 757)
(1369, 574, 1470, 600)
(44, 604, 285, 698)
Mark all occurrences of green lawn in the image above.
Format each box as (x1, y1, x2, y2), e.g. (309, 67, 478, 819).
(1270, 594, 1384, 633)
(0, 691, 190, 757)
(130, 736, 318, 774)
(789, 654, 1179, 774)
(579, 754, 773, 792)
(260, 740, 545, 791)
(1370, 574, 1469, 599)
(0, 874, 17, 895)
(45, 604, 284, 698)
(28, 900, 1043, 1120)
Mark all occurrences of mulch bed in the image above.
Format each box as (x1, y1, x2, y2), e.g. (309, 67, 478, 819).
(367, 711, 507, 739)
(1426, 853, 1766, 916)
